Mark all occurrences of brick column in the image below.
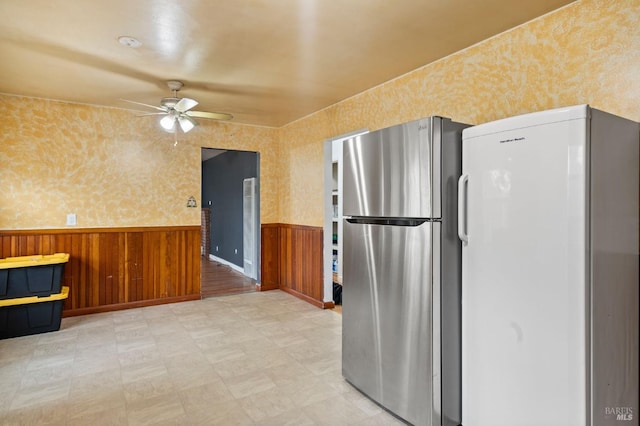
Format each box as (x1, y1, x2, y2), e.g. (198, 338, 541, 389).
(201, 208, 211, 257)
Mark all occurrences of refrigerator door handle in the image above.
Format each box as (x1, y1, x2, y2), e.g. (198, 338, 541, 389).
(345, 217, 431, 227)
(457, 174, 469, 244)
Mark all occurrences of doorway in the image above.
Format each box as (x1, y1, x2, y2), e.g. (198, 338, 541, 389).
(323, 129, 368, 306)
(201, 148, 260, 297)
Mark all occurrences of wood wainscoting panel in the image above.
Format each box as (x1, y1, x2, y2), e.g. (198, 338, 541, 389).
(261, 223, 325, 307)
(0, 226, 201, 316)
(260, 223, 280, 291)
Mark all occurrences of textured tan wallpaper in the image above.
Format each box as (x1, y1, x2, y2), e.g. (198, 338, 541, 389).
(2, 0, 639, 230)
(280, 0, 640, 226)
(0, 96, 279, 229)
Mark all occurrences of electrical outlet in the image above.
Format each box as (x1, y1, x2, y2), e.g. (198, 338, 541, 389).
(216, 246, 219, 251)
(234, 249, 238, 254)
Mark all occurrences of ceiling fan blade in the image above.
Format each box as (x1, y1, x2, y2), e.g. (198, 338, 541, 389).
(136, 112, 167, 117)
(186, 110, 233, 121)
(120, 98, 167, 112)
(174, 97, 198, 112)
(178, 114, 198, 133)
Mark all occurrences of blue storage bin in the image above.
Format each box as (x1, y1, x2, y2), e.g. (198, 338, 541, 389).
(0, 253, 69, 299)
(0, 287, 69, 339)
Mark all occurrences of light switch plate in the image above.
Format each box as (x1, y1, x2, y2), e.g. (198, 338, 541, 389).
(66, 213, 77, 226)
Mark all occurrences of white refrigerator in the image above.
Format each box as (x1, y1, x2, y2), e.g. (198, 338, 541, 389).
(458, 105, 639, 426)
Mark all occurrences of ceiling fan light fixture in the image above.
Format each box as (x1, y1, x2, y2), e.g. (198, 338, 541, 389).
(122, 80, 232, 137)
(160, 114, 176, 131)
(178, 115, 197, 133)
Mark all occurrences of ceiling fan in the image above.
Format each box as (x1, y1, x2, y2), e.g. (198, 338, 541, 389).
(122, 80, 233, 133)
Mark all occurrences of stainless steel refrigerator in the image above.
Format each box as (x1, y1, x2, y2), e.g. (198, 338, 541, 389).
(342, 116, 468, 426)
(458, 105, 639, 425)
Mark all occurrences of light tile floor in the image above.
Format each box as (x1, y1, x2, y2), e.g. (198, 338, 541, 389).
(0, 290, 404, 425)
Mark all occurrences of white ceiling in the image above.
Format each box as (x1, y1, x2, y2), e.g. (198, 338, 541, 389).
(0, 0, 575, 128)
(201, 148, 226, 162)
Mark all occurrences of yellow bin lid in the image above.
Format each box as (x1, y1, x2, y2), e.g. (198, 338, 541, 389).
(0, 286, 69, 307)
(0, 253, 70, 269)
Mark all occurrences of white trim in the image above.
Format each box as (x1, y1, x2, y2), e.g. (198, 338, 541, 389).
(243, 177, 258, 280)
(208, 254, 245, 274)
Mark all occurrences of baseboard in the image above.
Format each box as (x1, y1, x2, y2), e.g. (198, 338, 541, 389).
(62, 294, 201, 317)
(323, 300, 335, 309)
(208, 254, 244, 274)
(255, 282, 279, 291)
(280, 287, 326, 309)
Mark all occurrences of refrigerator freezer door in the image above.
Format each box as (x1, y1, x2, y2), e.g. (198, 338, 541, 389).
(461, 116, 588, 425)
(343, 118, 439, 218)
(342, 220, 439, 426)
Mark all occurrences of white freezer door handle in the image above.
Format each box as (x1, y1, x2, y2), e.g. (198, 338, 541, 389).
(458, 174, 469, 244)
